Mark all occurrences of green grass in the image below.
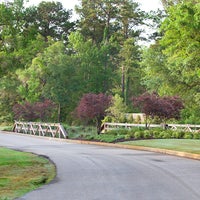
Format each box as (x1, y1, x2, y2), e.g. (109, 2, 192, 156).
(0, 147, 56, 200)
(120, 139, 200, 154)
(0, 125, 13, 131)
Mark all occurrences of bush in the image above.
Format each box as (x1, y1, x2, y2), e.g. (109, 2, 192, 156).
(193, 133, 200, 139)
(184, 132, 193, 139)
(124, 134, 131, 140)
(143, 130, 152, 139)
(134, 131, 143, 139)
(172, 131, 185, 139)
(106, 129, 128, 136)
(152, 130, 161, 139)
(162, 131, 172, 139)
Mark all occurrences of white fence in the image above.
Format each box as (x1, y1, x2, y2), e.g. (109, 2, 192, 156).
(101, 122, 200, 133)
(13, 121, 68, 138)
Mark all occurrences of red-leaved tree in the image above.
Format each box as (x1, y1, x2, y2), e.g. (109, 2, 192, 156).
(13, 99, 56, 122)
(132, 92, 184, 127)
(76, 93, 112, 134)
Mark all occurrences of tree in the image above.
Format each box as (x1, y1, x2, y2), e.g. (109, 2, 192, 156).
(132, 92, 184, 127)
(118, 38, 141, 105)
(75, 0, 144, 44)
(13, 99, 56, 122)
(27, 1, 75, 42)
(75, 0, 119, 43)
(68, 32, 115, 94)
(106, 94, 128, 123)
(16, 41, 80, 122)
(160, 1, 200, 121)
(160, 0, 198, 10)
(160, 0, 183, 9)
(75, 93, 112, 134)
(141, 43, 170, 95)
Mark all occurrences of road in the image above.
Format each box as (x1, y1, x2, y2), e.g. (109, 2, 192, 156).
(0, 131, 200, 200)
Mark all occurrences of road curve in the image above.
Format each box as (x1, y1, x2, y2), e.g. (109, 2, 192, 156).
(0, 131, 200, 200)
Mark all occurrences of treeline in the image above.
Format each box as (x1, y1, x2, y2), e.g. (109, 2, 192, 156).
(0, 0, 199, 124)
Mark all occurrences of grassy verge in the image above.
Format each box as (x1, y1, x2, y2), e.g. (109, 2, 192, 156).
(120, 139, 200, 154)
(0, 125, 13, 131)
(0, 147, 56, 200)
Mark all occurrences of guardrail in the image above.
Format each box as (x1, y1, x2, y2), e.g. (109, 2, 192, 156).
(13, 121, 68, 138)
(101, 122, 200, 133)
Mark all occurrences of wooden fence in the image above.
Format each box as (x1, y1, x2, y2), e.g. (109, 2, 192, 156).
(101, 122, 200, 133)
(13, 121, 68, 138)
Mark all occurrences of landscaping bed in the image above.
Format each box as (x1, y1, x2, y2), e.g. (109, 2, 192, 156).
(66, 126, 200, 143)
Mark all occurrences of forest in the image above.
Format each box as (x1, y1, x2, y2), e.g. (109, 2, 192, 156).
(0, 0, 199, 126)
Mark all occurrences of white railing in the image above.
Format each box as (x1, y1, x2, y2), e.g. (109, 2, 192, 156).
(101, 122, 200, 133)
(13, 121, 68, 138)
(168, 124, 200, 132)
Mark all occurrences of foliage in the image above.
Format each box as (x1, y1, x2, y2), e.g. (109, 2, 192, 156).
(13, 99, 56, 122)
(159, 1, 200, 119)
(106, 94, 128, 123)
(75, 93, 112, 134)
(39, 1, 74, 41)
(141, 43, 169, 94)
(75, 0, 144, 43)
(67, 125, 200, 142)
(132, 92, 184, 125)
(0, 0, 199, 125)
(118, 38, 142, 105)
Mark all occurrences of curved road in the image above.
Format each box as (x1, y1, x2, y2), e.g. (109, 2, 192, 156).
(0, 131, 200, 200)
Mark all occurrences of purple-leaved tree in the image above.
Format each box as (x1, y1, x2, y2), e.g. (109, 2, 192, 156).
(132, 92, 184, 128)
(13, 99, 56, 122)
(76, 93, 112, 134)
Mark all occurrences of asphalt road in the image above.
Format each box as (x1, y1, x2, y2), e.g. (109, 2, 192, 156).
(0, 131, 200, 200)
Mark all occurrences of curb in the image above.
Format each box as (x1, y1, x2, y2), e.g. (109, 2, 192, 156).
(1, 131, 200, 161)
(65, 139, 200, 161)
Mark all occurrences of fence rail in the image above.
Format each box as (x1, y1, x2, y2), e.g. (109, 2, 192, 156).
(101, 122, 200, 133)
(13, 121, 68, 138)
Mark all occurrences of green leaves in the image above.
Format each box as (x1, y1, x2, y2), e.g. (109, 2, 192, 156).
(160, 1, 200, 97)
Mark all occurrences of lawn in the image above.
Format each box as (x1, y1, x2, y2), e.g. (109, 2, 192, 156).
(120, 139, 200, 154)
(0, 147, 56, 200)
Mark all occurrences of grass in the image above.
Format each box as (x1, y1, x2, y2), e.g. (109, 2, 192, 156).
(120, 139, 200, 154)
(0, 125, 13, 131)
(0, 147, 56, 200)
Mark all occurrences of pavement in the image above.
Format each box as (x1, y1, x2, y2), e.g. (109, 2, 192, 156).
(0, 131, 200, 200)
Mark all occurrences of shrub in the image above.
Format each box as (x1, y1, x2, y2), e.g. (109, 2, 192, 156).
(159, 131, 165, 139)
(13, 100, 56, 122)
(193, 133, 200, 139)
(184, 132, 193, 139)
(152, 130, 161, 139)
(106, 129, 128, 136)
(134, 131, 143, 139)
(143, 130, 152, 139)
(162, 131, 172, 139)
(172, 131, 185, 139)
(124, 134, 131, 140)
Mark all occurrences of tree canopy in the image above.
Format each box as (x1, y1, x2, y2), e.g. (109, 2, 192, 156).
(0, 0, 199, 125)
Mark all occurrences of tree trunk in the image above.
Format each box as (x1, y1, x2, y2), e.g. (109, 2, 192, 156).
(96, 118, 102, 135)
(58, 103, 61, 122)
(121, 65, 125, 100)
